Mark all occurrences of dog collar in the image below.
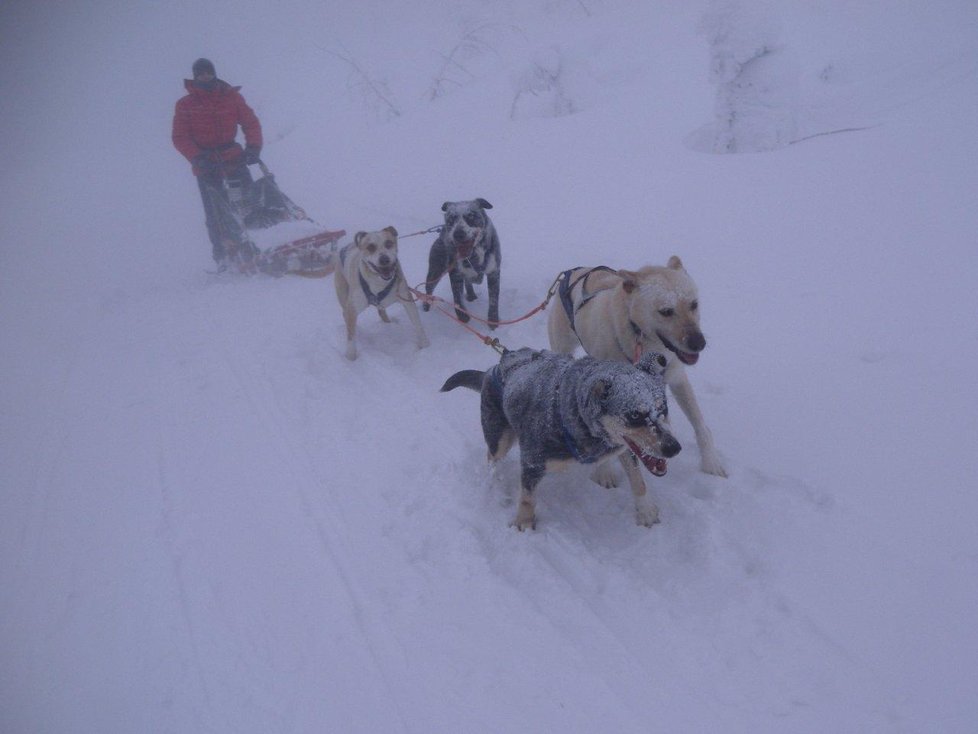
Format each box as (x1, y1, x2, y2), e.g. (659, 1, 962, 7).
(359, 270, 396, 307)
(625, 320, 646, 363)
(610, 322, 639, 364)
(561, 423, 610, 465)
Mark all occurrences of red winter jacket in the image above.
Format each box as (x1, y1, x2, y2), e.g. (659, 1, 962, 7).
(172, 79, 263, 175)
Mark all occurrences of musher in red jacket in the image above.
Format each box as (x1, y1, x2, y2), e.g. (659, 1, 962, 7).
(172, 58, 263, 268)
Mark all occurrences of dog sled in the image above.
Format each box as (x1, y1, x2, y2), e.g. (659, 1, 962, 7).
(203, 160, 344, 277)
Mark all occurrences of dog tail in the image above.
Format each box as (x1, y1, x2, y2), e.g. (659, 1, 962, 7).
(440, 369, 485, 393)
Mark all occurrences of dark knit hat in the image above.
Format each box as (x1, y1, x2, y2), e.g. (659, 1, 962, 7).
(192, 58, 216, 78)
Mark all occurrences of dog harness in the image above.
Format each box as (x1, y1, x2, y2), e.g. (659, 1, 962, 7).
(358, 271, 396, 307)
(558, 266, 647, 364)
(486, 364, 504, 400)
(340, 242, 396, 306)
(557, 266, 616, 333)
(339, 242, 353, 268)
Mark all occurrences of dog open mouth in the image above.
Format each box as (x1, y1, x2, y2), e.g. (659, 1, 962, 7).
(370, 262, 396, 280)
(624, 437, 668, 476)
(656, 332, 699, 366)
(456, 240, 475, 258)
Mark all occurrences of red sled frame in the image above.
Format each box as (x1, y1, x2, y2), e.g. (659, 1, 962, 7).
(205, 159, 344, 278)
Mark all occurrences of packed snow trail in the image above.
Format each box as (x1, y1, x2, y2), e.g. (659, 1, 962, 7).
(4, 1, 978, 731)
(5, 269, 884, 732)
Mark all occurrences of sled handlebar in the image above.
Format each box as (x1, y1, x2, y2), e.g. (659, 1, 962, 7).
(237, 157, 272, 177)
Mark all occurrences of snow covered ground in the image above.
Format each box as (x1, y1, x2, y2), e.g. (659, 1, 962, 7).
(2, 1, 977, 732)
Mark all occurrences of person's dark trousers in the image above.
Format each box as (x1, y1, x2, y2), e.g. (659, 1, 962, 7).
(196, 164, 254, 263)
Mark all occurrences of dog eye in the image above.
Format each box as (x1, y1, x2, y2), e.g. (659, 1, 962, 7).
(658, 307, 675, 317)
(624, 410, 649, 427)
(384, 241, 394, 249)
(367, 244, 377, 253)
(690, 300, 698, 311)
(464, 214, 481, 226)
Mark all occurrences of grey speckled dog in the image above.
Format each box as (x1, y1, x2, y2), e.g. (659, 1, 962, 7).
(423, 198, 501, 328)
(441, 348, 681, 530)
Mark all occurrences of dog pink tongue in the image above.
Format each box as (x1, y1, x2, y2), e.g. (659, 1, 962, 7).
(643, 455, 667, 476)
(679, 351, 699, 366)
(625, 438, 668, 476)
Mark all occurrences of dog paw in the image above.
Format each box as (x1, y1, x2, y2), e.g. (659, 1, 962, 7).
(418, 336, 430, 350)
(466, 292, 478, 302)
(700, 453, 728, 478)
(635, 504, 660, 527)
(455, 310, 470, 323)
(422, 302, 431, 312)
(510, 504, 536, 531)
(345, 345, 358, 361)
(590, 465, 618, 489)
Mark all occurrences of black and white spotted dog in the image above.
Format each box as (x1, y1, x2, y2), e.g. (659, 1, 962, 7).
(423, 198, 501, 328)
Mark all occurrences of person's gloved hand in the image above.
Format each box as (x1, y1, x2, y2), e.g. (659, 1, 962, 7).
(193, 153, 218, 175)
(243, 145, 261, 165)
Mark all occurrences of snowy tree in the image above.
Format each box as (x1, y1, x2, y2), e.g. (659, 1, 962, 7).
(696, 1, 799, 153)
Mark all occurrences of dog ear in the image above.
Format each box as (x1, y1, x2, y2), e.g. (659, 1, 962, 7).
(441, 202, 451, 212)
(476, 198, 493, 210)
(617, 269, 640, 294)
(589, 379, 610, 404)
(383, 226, 398, 239)
(636, 351, 668, 376)
(354, 231, 367, 246)
(667, 255, 685, 271)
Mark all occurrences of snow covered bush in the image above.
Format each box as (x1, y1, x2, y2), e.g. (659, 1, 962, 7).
(329, 47, 401, 122)
(691, 1, 800, 153)
(509, 46, 577, 120)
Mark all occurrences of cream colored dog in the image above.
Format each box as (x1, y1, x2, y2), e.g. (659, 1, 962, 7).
(334, 227, 429, 360)
(547, 257, 726, 477)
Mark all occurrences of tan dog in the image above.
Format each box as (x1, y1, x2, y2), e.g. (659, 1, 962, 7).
(547, 256, 726, 478)
(334, 227, 429, 360)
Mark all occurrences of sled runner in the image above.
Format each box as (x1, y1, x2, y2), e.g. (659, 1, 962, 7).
(204, 160, 344, 277)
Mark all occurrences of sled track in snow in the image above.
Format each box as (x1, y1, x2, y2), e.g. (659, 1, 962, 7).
(153, 412, 215, 720)
(217, 341, 414, 734)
